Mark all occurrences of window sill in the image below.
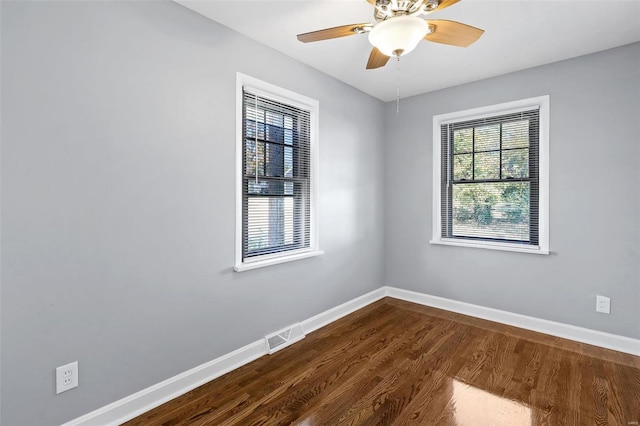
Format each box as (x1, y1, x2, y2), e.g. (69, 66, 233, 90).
(234, 249, 324, 272)
(430, 238, 549, 255)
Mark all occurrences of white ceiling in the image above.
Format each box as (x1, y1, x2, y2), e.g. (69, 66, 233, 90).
(176, 0, 640, 102)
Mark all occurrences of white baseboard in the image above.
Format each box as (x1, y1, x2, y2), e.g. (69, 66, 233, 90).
(62, 340, 267, 426)
(301, 287, 387, 334)
(384, 286, 640, 357)
(62, 287, 386, 426)
(63, 285, 639, 425)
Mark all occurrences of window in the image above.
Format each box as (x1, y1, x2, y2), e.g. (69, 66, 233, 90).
(432, 96, 549, 254)
(235, 74, 321, 271)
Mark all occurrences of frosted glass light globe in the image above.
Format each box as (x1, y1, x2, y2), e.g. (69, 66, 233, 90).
(368, 15, 429, 57)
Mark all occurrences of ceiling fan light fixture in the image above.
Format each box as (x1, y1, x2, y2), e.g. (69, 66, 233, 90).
(368, 15, 429, 57)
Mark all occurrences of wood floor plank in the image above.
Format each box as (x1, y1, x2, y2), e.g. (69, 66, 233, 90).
(124, 297, 640, 426)
(278, 312, 437, 424)
(227, 309, 425, 424)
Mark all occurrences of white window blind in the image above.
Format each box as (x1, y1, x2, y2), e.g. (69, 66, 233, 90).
(241, 89, 312, 260)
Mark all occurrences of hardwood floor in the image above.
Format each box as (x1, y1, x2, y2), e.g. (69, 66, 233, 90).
(125, 298, 640, 425)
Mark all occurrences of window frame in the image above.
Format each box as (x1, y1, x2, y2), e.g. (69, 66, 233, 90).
(431, 96, 550, 254)
(235, 73, 322, 272)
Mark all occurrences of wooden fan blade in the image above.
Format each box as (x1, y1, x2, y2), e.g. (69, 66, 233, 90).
(297, 23, 372, 43)
(425, 19, 484, 47)
(366, 47, 390, 69)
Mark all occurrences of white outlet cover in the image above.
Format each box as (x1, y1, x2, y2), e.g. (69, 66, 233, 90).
(56, 361, 79, 394)
(596, 295, 611, 315)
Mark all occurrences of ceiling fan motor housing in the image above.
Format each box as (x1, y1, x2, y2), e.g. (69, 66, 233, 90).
(374, 0, 439, 21)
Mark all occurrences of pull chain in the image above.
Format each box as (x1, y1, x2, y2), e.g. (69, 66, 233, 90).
(396, 55, 401, 118)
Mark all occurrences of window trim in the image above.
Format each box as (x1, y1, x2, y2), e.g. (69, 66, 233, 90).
(431, 96, 550, 254)
(235, 73, 322, 272)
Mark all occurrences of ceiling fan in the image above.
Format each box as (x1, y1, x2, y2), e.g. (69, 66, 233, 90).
(297, 0, 484, 69)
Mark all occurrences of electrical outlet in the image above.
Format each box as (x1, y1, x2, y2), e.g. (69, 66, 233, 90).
(596, 295, 611, 315)
(56, 361, 78, 394)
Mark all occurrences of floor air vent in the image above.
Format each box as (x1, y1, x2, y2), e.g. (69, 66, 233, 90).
(265, 323, 305, 354)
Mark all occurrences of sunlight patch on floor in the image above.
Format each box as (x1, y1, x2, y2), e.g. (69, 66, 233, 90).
(452, 379, 531, 426)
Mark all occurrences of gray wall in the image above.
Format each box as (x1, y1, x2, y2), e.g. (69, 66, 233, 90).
(384, 42, 640, 340)
(2, 1, 638, 425)
(0, 2, 385, 425)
